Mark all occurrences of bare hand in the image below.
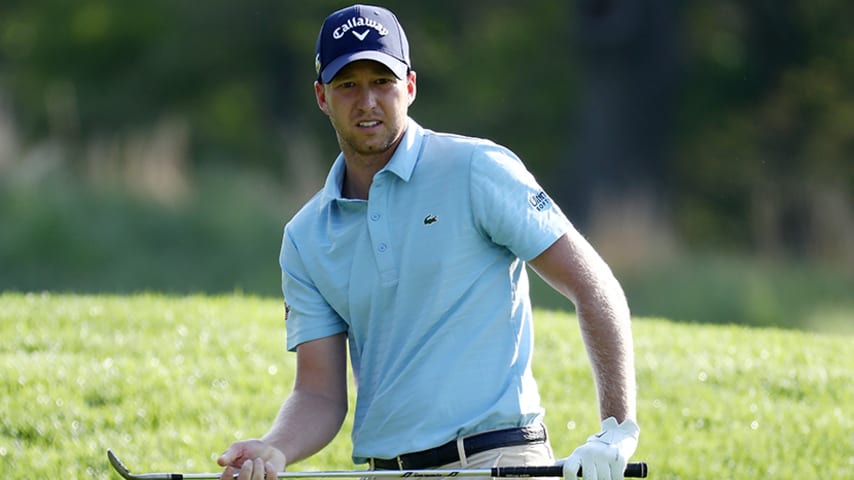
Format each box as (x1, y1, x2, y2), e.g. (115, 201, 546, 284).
(218, 440, 287, 480)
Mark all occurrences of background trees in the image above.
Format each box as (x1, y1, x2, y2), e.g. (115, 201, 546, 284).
(1, 0, 851, 326)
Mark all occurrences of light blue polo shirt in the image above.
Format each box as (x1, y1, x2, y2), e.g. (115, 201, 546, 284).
(280, 118, 572, 463)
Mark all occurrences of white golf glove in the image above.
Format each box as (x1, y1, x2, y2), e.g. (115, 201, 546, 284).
(560, 417, 639, 480)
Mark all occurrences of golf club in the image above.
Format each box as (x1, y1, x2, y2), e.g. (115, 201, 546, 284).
(107, 450, 648, 479)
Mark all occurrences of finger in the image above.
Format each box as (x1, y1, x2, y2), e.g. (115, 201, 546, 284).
(218, 448, 236, 467)
(219, 444, 247, 468)
(583, 461, 597, 480)
(579, 461, 588, 479)
(611, 460, 626, 480)
(264, 461, 278, 480)
(237, 459, 255, 480)
(562, 455, 581, 479)
(580, 460, 598, 480)
(219, 465, 238, 480)
(252, 458, 266, 480)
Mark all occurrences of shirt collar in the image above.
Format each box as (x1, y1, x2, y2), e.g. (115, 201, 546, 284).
(320, 117, 424, 205)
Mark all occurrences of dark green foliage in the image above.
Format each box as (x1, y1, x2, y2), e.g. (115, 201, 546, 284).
(2, 0, 850, 253)
(1, 1, 851, 331)
(0, 168, 285, 296)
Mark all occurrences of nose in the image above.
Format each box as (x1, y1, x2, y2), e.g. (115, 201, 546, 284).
(356, 86, 378, 111)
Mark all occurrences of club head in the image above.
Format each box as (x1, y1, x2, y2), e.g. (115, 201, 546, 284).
(107, 450, 136, 480)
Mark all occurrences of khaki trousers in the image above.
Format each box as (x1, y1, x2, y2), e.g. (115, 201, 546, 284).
(366, 441, 555, 480)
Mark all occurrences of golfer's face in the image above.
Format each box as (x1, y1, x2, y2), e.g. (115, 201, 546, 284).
(317, 60, 416, 158)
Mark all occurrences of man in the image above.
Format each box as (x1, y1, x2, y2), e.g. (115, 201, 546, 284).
(218, 4, 639, 480)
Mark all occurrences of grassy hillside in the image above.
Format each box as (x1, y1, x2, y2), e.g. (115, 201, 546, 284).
(1, 293, 851, 479)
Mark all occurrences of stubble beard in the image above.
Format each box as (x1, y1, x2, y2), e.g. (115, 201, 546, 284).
(337, 126, 402, 159)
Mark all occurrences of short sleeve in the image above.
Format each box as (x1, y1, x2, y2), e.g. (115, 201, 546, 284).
(280, 226, 348, 351)
(470, 145, 572, 261)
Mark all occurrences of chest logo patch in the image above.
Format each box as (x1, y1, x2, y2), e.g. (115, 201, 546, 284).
(423, 214, 438, 225)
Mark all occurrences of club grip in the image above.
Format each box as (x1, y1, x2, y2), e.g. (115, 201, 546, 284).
(492, 463, 647, 478)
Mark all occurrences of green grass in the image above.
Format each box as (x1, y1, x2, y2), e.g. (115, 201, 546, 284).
(1, 293, 852, 479)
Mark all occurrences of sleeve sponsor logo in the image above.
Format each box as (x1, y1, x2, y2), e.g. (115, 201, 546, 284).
(528, 190, 552, 211)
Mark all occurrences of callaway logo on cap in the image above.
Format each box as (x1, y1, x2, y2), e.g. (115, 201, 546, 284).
(315, 4, 411, 84)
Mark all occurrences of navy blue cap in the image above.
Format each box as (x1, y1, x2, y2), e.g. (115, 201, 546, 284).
(315, 4, 410, 84)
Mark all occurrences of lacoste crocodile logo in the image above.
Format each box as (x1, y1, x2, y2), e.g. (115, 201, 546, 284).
(423, 215, 438, 225)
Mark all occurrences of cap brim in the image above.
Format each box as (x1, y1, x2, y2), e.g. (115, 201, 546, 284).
(320, 51, 408, 84)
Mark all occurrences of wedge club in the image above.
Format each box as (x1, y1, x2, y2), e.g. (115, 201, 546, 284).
(107, 450, 648, 479)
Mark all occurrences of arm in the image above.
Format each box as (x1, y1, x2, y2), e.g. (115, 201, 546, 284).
(528, 229, 636, 422)
(218, 333, 349, 479)
(264, 332, 349, 462)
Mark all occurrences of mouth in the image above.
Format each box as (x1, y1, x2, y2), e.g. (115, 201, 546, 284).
(357, 120, 382, 129)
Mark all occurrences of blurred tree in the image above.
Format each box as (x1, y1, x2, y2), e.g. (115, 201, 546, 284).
(395, 0, 576, 177)
(0, 0, 851, 261)
(675, 0, 854, 260)
(0, 0, 332, 169)
(553, 0, 683, 228)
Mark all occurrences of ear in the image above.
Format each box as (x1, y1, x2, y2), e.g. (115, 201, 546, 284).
(406, 70, 417, 106)
(315, 81, 330, 115)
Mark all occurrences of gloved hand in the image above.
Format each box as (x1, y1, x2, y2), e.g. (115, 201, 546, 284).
(559, 417, 639, 480)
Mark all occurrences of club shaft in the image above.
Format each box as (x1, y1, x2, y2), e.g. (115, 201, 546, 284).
(123, 464, 647, 479)
(108, 450, 646, 479)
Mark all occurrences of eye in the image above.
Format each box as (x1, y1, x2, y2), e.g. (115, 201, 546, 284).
(375, 77, 399, 88)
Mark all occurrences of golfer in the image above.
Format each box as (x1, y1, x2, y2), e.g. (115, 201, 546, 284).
(219, 4, 639, 480)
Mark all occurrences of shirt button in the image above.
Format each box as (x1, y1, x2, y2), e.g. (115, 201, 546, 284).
(377, 243, 388, 253)
(370, 213, 381, 221)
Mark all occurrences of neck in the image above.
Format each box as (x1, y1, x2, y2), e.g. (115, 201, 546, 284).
(339, 134, 405, 200)
(341, 165, 375, 200)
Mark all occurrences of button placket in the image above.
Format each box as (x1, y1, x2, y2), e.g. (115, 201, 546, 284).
(367, 179, 398, 285)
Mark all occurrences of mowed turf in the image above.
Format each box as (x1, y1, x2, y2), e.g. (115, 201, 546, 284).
(1, 293, 852, 479)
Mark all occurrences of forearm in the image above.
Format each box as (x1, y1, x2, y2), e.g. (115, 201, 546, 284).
(262, 388, 348, 465)
(529, 231, 637, 423)
(560, 282, 641, 479)
(575, 279, 637, 422)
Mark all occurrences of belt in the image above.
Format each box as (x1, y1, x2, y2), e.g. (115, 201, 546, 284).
(369, 424, 547, 470)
